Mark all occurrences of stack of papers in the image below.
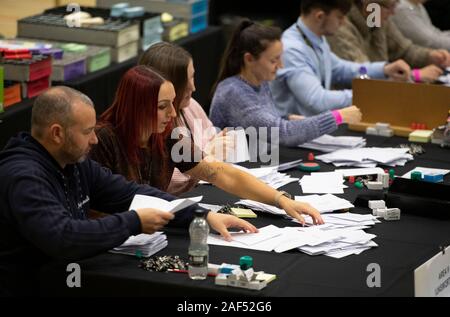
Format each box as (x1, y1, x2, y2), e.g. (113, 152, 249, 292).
(438, 69, 450, 86)
(233, 165, 299, 189)
(294, 194, 354, 213)
(299, 135, 366, 153)
(235, 199, 287, 216)
(129, 195, 203, 213)
(236, 194, 354, 216)
(208, 225, 285, 252)
(316, 147, 413, 167)
(198, 203, 222, 212)
(208, 215, 379, 259)
(199, 165, 298, 189)
(299, 172, 346, 194)
(294, 213, 380, 258)
(111, 232, 168, 257)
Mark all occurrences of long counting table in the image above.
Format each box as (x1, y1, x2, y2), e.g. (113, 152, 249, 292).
(39, 127, 450, 297)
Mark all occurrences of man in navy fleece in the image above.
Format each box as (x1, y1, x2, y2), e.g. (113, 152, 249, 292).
(0, 86, 255, 296)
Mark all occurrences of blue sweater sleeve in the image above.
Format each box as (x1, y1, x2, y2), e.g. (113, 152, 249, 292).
(210, 78, 338, 147)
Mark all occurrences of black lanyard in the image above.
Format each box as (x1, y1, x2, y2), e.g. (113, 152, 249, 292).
(296, 23, 326, 87)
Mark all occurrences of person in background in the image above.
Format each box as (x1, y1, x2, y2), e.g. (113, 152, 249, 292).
(0, 86, 256, 296)
(392, 0, 450, 51)
(90, 66, 324, 228)
(327, 0, 449, 84)
(138, 42, 234, 195)
(270, 0, 411, 118)
(210, 19, 363, 147)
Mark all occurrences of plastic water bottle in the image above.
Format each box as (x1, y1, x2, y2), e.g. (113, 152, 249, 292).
(188, 209, 209, 280)
(358, 66, 370, 79)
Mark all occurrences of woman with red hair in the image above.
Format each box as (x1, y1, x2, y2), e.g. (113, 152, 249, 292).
(138, 42, 234, 196)
(91, 66, 325, 233)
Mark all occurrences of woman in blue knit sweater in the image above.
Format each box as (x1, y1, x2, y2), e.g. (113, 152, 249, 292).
(210, 20, 362, 147)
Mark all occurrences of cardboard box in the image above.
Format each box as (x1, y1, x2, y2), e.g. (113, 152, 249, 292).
(350, 79, 450, 136)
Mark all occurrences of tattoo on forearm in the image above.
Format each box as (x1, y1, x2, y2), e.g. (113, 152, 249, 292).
(201, 164, 224, 183)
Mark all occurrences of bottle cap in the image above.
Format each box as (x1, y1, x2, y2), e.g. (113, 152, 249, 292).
(389, 169, 395, 180)
(239, 256, 253, 270)
(194, 209, 207, 217)
(355, 181, 363, 189)
(359, 66, 368, 74)
(411, 171, 422, 180)
(298, 162, 320, 172)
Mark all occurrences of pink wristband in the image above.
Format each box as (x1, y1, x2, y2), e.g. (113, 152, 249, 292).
(332, 110, 343, 125)
(413, 69, 421, 83)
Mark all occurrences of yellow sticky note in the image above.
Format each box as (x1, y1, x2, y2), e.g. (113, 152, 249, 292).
(230, 208, 257, 218)
(409, 130, 433, 143)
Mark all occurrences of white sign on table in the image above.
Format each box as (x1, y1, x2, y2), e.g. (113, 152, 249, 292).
(415, 246, 450, 297)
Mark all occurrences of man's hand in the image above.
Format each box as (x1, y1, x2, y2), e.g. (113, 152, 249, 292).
(278, 196, 324, 226)
(134, 208, 174, 234)
(206, 212, 258, 241)
(419, 65, 444, 83)
(384, 59, 411, 81)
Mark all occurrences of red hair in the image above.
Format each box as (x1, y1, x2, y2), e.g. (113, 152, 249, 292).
(99, 66, 173, 165)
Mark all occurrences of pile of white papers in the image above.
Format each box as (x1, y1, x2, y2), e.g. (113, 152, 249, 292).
(199, 164, 298, 189)
(129, 195, 202, 213)
(299, 172, 347, 194)
(111, 232, 168, 257)
(294, 194, 354, 213)
(236, 194, 354, 216)
(208, 225, 285, 252)
(299, 135, 366, 153)
(235, 199, 287, 216)
(208, 214, 379, 258)
(198, 203, 222, 212)
(294, 213, 380, 258)
(316, 147, 413, 168)
(439, 68, 450, 86)
(233, 165, 299, 189)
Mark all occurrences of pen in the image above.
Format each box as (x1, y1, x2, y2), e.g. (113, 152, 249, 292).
(167, 269, 217, 277)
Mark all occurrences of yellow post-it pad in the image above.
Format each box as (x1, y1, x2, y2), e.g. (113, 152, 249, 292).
(230, 208, 257, 218)
(408, 130, 433, 143)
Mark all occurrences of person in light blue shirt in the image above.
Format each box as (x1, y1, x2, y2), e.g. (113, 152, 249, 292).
(270, 0, 411, 117)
